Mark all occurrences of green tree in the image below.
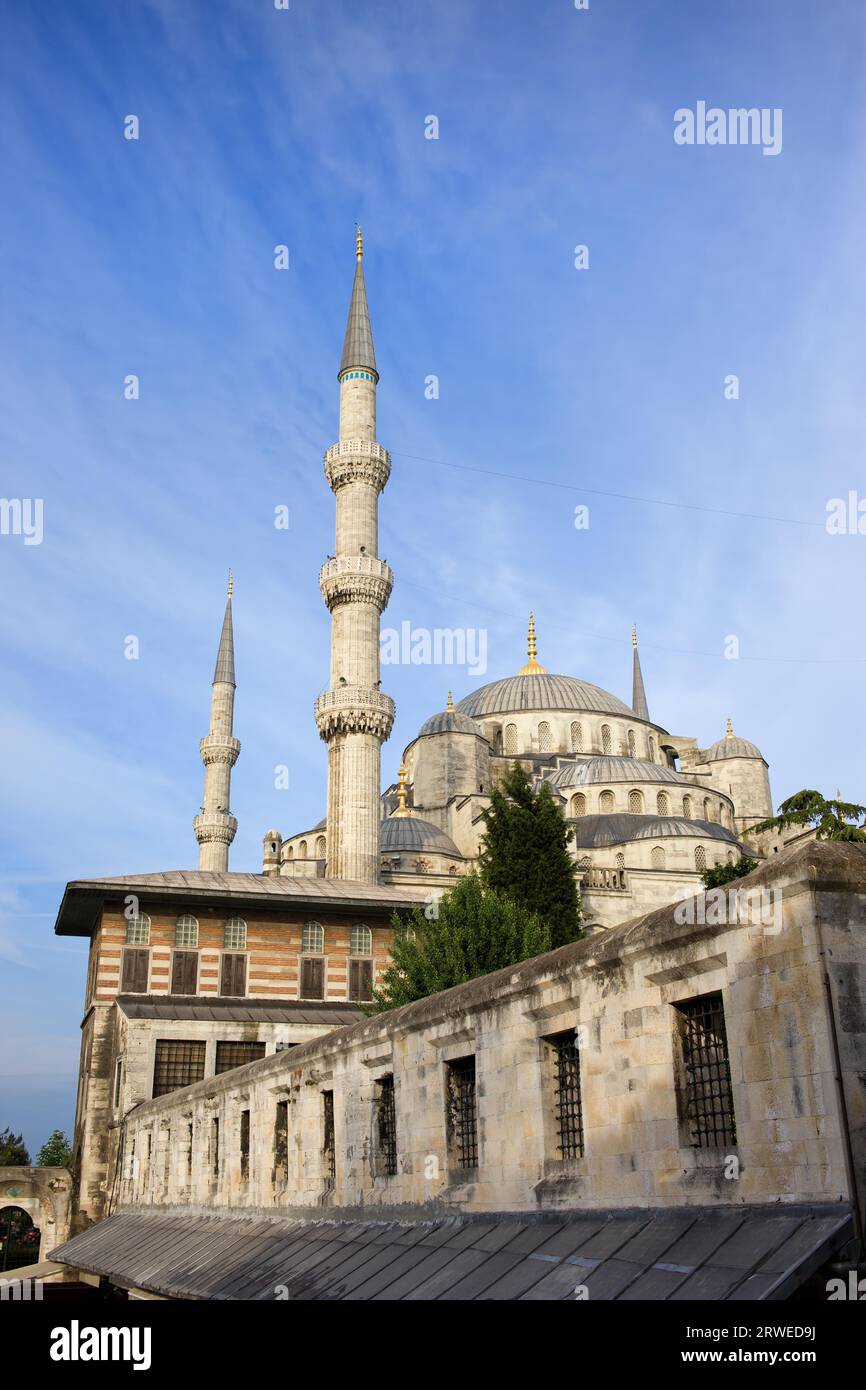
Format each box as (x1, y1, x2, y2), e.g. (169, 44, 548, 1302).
(478, 763, 583, 947)
(0, 1128, 30, 1166)
(751, 790, 866, 843)
(701, 855, 757, 890)
(370, 873, 550, 1013)
(36, 1129, 71, 1168)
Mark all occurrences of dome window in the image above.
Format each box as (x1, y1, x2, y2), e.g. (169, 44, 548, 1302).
(683, 795, 693, 818)
(657, 792, 670, 816)
(537, 721, 552, 753)
(504, 723, 518, 755)
(601, 724, 612, 755)
(599, 790, 615, 813)
(570, 721, 583, 753)
(628, 789, 644, 814)
(651, 846, 666, 870)
(695, 846, 707, 872)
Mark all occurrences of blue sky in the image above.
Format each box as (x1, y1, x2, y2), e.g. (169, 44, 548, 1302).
(2, 0, 865, 1154)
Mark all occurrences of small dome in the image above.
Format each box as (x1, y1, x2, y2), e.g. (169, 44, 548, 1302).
(548, 756, 687, 788)
(705, 734, 763, 762)
(380, 815, 462, 857)
(418, 709, 483, 738)
(457, 673, 636, 719)
(571, 813, 744, 849)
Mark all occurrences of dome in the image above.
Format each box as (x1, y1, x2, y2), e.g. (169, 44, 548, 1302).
(705, 733, 763, 762)
(418, 709, 483, 738)
(380, 815, 462, 857)
(548, 757, 688, 789)
(456, 673, 636, 720)
(571, 814, 744, 850)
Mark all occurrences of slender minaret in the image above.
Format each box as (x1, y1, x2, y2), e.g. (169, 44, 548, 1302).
(631, 624, 650, 722)
(193, 575, 240, 871)
(315, 230, 394, 882)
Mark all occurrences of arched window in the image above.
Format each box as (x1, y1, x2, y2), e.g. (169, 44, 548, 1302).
(599, 790, 615, 813)
(683, 794, 693, 819)
(577, 856, 592, 871)
(695, 846, 707, 872)
(657, 791, 670, 816)
(315, 835, 326, 859)
(504, 723, 518, 755)
(224, 917, 246, 950)
(350, 925, 372, 956)
(176, 914, 198, 948)
(302, 921, 324, 953)
(537, 721, 552, 753)
(285, 843, 294, 860)
(570, 793, 586, 818)
(627, 729, 636, 758)
(651, 846, 666, 870)
(615, 852, 625, 870)
(726, 851, 734, 865)
(601, 724, 612, 755)
(126, 912, 151, 945)
(648, 735, 656, 761)
(719, 802, 727, 826)
(570, 721, 583, 753)
(298, 840, 308, 858)
(628, 789, 644, 814)
(703, 798, 713, 823)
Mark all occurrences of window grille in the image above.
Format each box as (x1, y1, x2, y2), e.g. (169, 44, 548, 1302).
(175, 914, 199, 948)
(675, 993, 736, 1149)
(152, 1040, 206, 1098)
(651, 845, 666, 869)
(504, 723, 518, 755)
(446, 1057, 478, 1169)
(571, 793, 586, 818)
(376, 1076, 398, 1177)
(547, 1031, 584, 1160)
(657, 792, 670, 815)
(628, 789, 643, 813)
(126, 913, 151, 945)
(695, 845, 707, 871)
(215, 1041, 266, 1074)
(571, 721, 583, 752)
(538, 721, 552, 753)
(315, 836, 326, 859)
(683, 795, 693, 818)
(599, 790, 615, 813)
(224, 917, 246, 950)
(601, 724, 612, 755)
(322, 1090, 336, 1183)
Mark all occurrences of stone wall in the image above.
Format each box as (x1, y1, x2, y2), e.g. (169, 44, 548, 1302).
(113, 843, 866, 1223)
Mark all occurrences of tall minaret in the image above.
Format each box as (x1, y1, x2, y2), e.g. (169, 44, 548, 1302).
(631, 624, 650, 722)
(193, 575, 240, 872)
(315, 229, 395, 882)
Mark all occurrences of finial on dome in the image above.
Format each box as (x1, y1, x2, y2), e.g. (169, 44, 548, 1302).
(518, 611, 546, 675)
(632, 624, 638, 649)
(355, 224, 363, 261)
(446, 691, 454, 712)
(726, 717, 733, 739)
(227, 569, 233, 599)
(392, 762, 412, 818)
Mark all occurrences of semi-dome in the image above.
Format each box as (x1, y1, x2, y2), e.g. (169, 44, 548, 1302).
(548, 756, 688, 788)
(705, 721, 763, 762)
(571, 814, 745, 850)
(418, 708, 483, 738)
(456, 673, 636, 720)
(380, 815, 462, 857)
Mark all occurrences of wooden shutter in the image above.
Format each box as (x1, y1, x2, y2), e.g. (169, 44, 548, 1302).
(300, 956, 324, 1001)
(220, 954, 247, 998)
(349, 958, 373, 1002)
(171, 950, 198, 995)
(121, 947, 149, 993)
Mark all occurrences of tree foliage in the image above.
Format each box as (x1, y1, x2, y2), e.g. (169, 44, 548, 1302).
(478, 763, 583, 948)
(0, 1128, 30, 1166)
(36, 1129, 72, 1168)
(750, 790, 866, 843)
(369, 873, 550, 1013)
(701, 855, 757, 890)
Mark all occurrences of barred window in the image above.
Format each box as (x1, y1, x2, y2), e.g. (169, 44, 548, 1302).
(648, 735, 656, 761)
(651, 845, 666, 870)
(152, 1040, 206, 1098)
(675, 993, 736, 1149)
(657, 792, 670, 816)
(322, 1090, 336, 1185)
(504, 722, 518, 755)
(599, 790, 615, 813)
(302, 921, 324, 953)
(537, 720, 552, 753)
(628, 789, 644, 814)
(570, 792, 586, 818)
(546, 1030, 584, 1160)
(215, 1041, 266, 1075)
(375, 1075, 398, 1177)
(274, 1099, 289, 1182)
(616, 852, 625, 870)
(211, 1117, 220, 1177)
(445, 1056, 478, 1170)
(683, 794, 693, 818)
(601, 724, 612, 755)
(315, 835, 326, 859)
(350, 924, 372, 955)
(240, 1109, 250, 1183)
(224, 916, 246, 950)
(695, 845, 707, 872)
(627, 729, 637, 757)
(175, 914, 198, 948)
(570, 721, 583, 753)
(126, 913, 151, 945)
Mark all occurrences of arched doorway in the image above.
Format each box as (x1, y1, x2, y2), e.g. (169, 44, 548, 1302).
(0, 1205, 40, 1273)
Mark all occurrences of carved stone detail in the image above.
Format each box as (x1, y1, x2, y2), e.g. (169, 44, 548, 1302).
(324, 438, 391, 493)
(314, 687, 396, 742)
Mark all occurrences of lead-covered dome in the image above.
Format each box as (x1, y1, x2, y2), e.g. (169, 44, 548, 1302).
(418, 709, 483, 738)
(548, 757, 687, 788)
(705, 722, 764, 762)
(456, 673, 635, 720)
(380, 815, 462, 857)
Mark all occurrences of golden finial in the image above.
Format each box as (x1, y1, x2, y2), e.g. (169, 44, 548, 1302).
(726, 716, 733, 738)
(392, 761, 412, 818)
(518, 611, 546, 675)
(227, 569, 233, 598)
(632, 624, 638, 649)
(446, 691, 454, 712)
(355, 224, 363, 261)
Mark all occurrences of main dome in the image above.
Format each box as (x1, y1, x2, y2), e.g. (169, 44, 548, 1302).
(456, 673, 636, 720)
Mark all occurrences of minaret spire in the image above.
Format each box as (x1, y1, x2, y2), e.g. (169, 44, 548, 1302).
(316, 232, 394, 881)
(194, 575, 241, 872)
(631, 624, 650, 722)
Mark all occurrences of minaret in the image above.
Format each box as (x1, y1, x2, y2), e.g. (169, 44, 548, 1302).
(631, 625, 650, 722)
(193, 575, 240, 872)
(315, 230, 395, 882)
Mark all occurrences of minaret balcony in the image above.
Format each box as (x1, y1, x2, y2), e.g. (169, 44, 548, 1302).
(199, 734, 241, 766)
(193, 811, 238, 846)
(314, 686, 396, 741)
(319, 555, 393, 613)
(324, 438, 391, 494)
